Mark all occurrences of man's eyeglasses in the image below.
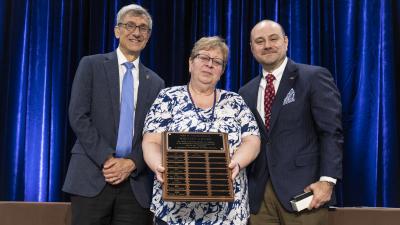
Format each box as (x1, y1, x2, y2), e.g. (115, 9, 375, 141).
(195, 54, 225, 68)
(118, 23, 150, 34)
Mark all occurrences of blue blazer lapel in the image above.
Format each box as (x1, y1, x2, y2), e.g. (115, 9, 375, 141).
(133, 63, 152, 142)
(246, 75, 261, 110)
(103, 51, 120, 134)
(246, 75, 268, 138)
(269, 59, 298, 132)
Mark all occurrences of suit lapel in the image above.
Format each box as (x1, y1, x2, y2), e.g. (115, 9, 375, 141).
(246, 76, 261, 110)
(104, 52, 120, 134)
(133, 63, 151, 143)
(269, 59, 298, 133)
(247, 75, 268, 138)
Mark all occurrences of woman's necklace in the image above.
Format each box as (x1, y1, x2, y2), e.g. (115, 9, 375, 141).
(187, 84, 216, 123)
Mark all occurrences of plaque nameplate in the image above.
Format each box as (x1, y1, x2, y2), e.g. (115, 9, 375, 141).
(162, 132, 234, 202)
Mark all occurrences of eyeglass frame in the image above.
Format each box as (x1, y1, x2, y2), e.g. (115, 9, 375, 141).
(194, 54, 226, 68)
(117, 22, 151, 34)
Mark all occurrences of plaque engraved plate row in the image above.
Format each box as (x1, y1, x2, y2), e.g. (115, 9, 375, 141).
(162, 132, 234, 202)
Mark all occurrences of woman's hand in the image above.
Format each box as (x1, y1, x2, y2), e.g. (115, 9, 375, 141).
(229, 135, 261, 179)
(155, 164, 165, 183)
(229, 160, 241, 180)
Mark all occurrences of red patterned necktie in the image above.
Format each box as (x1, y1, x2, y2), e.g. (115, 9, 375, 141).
(264, 73, 276, 130)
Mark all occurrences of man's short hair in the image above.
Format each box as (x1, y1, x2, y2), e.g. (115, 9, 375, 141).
(116, 4, 152, 30)
(190, 36, 229, 66)
(251, 20, 286, 38)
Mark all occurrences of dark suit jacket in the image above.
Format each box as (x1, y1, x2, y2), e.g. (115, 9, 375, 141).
(63, 51, 165, 208)
(239, 59, 343, 213)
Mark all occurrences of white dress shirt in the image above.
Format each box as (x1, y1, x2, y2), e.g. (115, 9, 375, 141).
(116, 48, 139, 109)
(256, 57, 336, 184)
(116, 48, 140, 133)
(256, 57, 288, 121)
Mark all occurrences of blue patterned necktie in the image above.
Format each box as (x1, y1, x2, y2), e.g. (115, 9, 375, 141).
(116, 62, 135, 157)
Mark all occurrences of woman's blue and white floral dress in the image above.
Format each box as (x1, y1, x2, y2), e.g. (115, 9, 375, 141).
(143, 85, 259, 225)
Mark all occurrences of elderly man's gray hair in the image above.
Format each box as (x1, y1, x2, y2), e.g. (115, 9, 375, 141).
(116, 4, 152, 30)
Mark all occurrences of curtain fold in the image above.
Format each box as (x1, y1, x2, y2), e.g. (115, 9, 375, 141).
(0, 0, 399, 206)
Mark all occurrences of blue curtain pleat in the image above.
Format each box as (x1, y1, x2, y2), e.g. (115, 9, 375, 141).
(378, 0, 398, 207)
(2, 0, 32, 200)
(24, 0, 51, 201)
(0, 0, 399, 207)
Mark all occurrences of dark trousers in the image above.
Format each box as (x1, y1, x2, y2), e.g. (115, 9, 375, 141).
(71, 181, 152, 225)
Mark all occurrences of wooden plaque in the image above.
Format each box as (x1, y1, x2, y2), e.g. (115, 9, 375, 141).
(162, 132, 234, 202)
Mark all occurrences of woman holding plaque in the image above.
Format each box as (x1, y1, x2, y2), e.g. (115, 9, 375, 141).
(142, 36, 260, 225)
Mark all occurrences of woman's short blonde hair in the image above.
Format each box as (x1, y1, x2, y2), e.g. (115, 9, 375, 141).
(190, 36, 229, 67)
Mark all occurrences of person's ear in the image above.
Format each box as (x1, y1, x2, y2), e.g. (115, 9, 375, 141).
(114, 26, 120, 39)
(188, 58, 193, 73)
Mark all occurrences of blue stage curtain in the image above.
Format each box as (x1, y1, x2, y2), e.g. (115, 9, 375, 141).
(0, 0, 399, 207)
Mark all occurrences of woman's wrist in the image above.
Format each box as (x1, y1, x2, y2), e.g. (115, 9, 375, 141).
(237, 161, 241, 171)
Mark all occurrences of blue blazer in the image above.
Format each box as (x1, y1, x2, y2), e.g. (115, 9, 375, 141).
(63, 51, 165, 208)
(239, 59, 343, 213)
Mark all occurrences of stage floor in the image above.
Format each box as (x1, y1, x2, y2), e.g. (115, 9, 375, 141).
(1, 202, 399, 225)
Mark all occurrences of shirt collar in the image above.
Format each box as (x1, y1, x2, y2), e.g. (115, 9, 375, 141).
(262, 57, 288, 81)
(116, 47, 140, 69)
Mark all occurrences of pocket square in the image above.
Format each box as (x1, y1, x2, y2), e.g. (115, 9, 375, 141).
(283, 88, 295, 105)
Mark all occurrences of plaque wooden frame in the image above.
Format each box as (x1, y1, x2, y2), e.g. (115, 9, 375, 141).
(162, 132, 234, 202)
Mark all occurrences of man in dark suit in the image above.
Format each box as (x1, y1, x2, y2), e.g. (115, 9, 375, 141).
(63, 4, 165, 225)
(239, 20, 343, 225)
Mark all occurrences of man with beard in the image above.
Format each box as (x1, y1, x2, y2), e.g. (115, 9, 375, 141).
(239, 20, 343, 225)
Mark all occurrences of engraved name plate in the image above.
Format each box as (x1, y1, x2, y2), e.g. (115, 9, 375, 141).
(162, 132, 234, 202)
